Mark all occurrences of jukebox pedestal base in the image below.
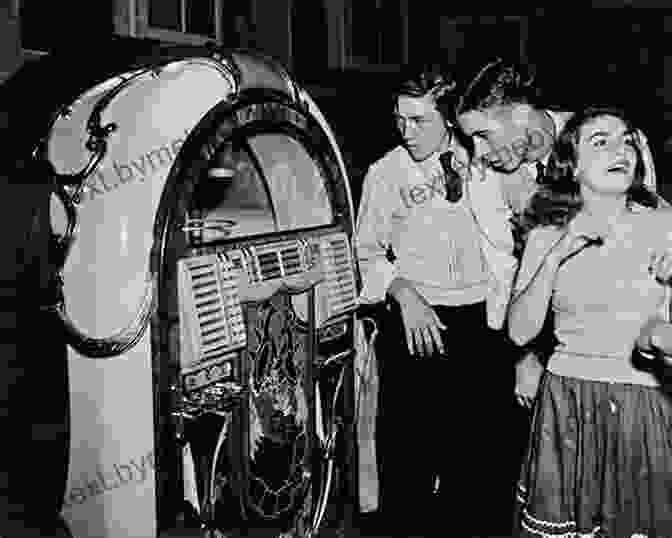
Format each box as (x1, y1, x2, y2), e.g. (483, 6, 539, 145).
(162, 385, 354, 538)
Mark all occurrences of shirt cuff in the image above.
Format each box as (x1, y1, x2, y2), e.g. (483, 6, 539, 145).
(358, 259, 398, 304)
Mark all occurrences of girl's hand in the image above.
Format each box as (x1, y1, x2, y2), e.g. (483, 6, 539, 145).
(650, 322, 672, 357)
(545, 232, 577, 268)
(515, 351, 544, 409)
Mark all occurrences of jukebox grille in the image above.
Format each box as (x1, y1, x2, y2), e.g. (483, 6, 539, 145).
(178, 254, 246, 391)
(228, 240, 311, 285)
(228, 233, 357, 321)
(319, 233, 357, 316)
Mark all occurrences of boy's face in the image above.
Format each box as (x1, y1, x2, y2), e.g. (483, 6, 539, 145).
(394, 94, 448, 162)
(457, 104, 536, 173)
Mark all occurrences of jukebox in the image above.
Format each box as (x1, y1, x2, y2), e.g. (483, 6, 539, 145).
(38, 42, 359, 537)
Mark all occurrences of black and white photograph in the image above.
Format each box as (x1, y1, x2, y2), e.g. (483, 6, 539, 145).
(2, 3, 672, 538)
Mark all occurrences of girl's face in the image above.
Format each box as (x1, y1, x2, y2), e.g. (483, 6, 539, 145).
(574, 114, 638, 196)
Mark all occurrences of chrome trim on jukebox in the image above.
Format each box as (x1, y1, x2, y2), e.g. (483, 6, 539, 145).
(53, 273, 157, 358)
(50, 185, 78, 271)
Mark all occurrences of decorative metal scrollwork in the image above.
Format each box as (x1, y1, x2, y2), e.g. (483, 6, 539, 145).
(50, 273, 157, 358)
(181, 217, 238, 235)
(47, 182, 158, 359)
(42, 56, 241, 359)
(243, 293, 311, 520)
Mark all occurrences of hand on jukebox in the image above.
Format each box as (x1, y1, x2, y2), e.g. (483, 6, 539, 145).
(388, 276, 446, 357)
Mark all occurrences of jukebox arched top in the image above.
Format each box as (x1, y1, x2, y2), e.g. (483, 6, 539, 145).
(187, 107, 337, 242)
(167, 88, 354, 248)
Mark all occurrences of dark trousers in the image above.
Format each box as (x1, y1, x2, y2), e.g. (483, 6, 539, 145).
(1, 309, 71, 537)
(375, 300, 522, 536)
(0, 179, 72, 537)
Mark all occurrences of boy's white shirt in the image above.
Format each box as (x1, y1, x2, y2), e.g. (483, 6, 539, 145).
(355, 138, 519, 330)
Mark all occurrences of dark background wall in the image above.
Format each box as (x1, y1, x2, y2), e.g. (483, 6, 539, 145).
(302, 9, 672, 208)
(1, 6, 672, 206)
(18, 1, 116, 51)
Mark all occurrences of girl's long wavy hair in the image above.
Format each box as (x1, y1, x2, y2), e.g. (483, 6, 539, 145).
(523, 106, 658, 231)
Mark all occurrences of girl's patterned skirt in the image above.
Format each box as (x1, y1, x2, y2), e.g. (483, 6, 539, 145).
(515, 371, 672, 538)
